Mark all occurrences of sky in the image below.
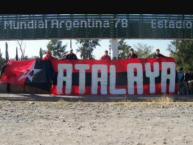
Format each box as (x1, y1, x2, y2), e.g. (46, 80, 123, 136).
(0, 39, 173, 60)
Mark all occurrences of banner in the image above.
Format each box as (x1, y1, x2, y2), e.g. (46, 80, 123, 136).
(0, 58, 177, 95)
(0, 59, 54, 92)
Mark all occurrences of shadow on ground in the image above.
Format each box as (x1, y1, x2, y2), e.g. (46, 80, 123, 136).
(0, 93, 193, 102)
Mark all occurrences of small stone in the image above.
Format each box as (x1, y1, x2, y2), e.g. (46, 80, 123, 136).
(29, 102, 34, 104)
(78, 126, 83, 130)
(92, 128, 97, 131)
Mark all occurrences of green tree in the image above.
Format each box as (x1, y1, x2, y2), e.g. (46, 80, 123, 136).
(0, 48, 5, 71)
(76, 39, 101, 59)
(47, 39, 67, 59)
(134, 43, 153, 58)
(0, 49, 4, 70)
(17, 41, 26, 61)
(39, 48, 43, 59)
(0, 58, 5, 71)
(118, 39, 131, 59)
(5, 42, 9, 61)
(16, 47, 18, 60)
(168, 40, 193, 72)
(0, 49, 2, 59)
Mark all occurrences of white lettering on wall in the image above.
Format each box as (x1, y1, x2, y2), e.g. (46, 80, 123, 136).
(161, 62, 176, 93)
(4, 19, 193, 30)
(151, 20, 193, 29)
(91, 65, 108, 95)
(127, 63, 143, 95)
(110, 65, 126, 95)
(75, 64, 89, 94)
(57, 64, 72, 95)
(151, 20, 156, 28)
(145, 62, 159, 94)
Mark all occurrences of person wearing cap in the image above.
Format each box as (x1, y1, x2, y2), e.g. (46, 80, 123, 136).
(153, 49, 166, 58)
(0, 60, 10, 93)
(128, 48, 138, 59)
(100, 50, 111, 60)
(42, 50, 56, 61)
(185, 68, 193, 94)
(66, 50, 78, 60)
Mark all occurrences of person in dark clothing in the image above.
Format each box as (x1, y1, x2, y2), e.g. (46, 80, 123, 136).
(177, 67, 189, 95)
(0, 60, 10, 93)
(153, 49, 166, 58)
(128, 48, 138, 59)
(185, 68, 193, 94)
(66, 50, 78, 60)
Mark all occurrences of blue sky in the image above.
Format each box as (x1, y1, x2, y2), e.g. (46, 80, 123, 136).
(0, 39, 172, 59)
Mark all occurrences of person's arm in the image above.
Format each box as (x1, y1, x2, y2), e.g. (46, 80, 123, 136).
(160, 54, 166, 57)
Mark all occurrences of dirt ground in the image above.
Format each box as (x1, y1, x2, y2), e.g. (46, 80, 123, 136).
(0, 100, 193, 145)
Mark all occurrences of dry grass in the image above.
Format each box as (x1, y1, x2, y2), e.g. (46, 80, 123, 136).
(110, 100, 132, 107)
(57, 98, 68, 105)
(110, 95, 175, 107)
(146, 94, 174, 103)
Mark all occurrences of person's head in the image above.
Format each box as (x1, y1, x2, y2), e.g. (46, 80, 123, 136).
(105, 50, 108, 55)
(179, 67, 183, 72)
(46, 50, 51, 57)
(156, 49, 160, 55)
(70, 50, 73, 54)
(130, 48, 134, 54)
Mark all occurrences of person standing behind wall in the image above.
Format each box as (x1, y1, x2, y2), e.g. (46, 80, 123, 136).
(66, 50, 78, 60)
(128, 48, 138, 59)
(42, 50, 57, 61)
(185, 68, 193, 94)
(153, 49, 166, 58)
(177, 68, 189, 95)
(100, 50, 111, 60)
(0, 60, 10, 93)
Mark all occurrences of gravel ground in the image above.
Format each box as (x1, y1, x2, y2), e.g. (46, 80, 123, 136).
(0, 101, 193, 145)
